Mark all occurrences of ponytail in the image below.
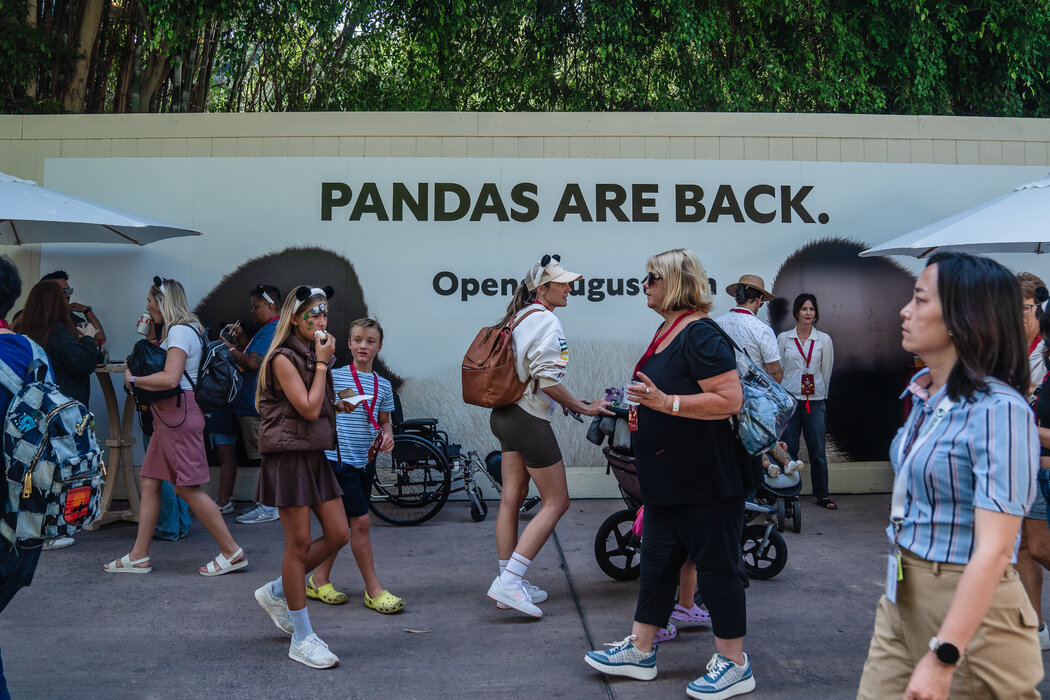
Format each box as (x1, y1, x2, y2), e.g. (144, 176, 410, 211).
(496, 282, 538, 327)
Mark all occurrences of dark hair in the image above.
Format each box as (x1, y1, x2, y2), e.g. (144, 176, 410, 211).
(11, 280, 74, 346)
(734, 285, 763, 305)
(250, 284, 282, 305)
(927, 252, 1028, 400)
(792, 293, 820, 323)
(0, 256, 22, 320)
(40, 269, 69, 282)
(1041, 310, 1050, 368)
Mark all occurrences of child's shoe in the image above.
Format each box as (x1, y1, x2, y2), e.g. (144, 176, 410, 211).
(766, 464, 781, 478)
(670, 603, 711, 625)
(784, 460, 805, 476)
(654, 623, 677, 643)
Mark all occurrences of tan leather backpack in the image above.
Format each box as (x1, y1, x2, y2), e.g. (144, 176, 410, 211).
(461, 307, 542, 408)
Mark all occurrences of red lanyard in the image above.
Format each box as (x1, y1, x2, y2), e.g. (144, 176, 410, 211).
(729, 308, 754, 315)
(634, 312, 692, 378)
(350, 366, 381, 431)
(793, 337, 814, 368)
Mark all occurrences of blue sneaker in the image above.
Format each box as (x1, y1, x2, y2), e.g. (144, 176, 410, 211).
(687, 653, 755, 699)
(584, 635, 657, 681)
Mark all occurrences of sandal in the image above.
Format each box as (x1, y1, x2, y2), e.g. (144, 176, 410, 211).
(104, 553, 151, 574)
(363, 589, 405, 614)
(670, 603, 711, 624)
(654, 622, 677, 643)
(816, 498, 839, 510)
(306, 575, 348, 605)
(199, 548, 248, 576)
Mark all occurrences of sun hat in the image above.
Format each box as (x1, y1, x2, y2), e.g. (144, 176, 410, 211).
(725, 274, 774, 301)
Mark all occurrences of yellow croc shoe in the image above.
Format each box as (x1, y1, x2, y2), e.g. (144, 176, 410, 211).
(364, 589, 405, 614)
(305, 575, 348, 605)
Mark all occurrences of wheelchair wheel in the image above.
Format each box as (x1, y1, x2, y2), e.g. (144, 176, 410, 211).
(741, 524, 787, 580)
(369, 434, 451, 526)
(791, 498, 802, 533)
(775, 499, 786, 533)
(468, 484, 488, 522)
(594, 509, 641, 581)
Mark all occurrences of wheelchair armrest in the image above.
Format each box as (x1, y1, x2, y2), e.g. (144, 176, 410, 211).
(398, 418, 439, 432)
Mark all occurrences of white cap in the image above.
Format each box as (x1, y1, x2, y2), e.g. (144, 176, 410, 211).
(525, 255, 582, 291)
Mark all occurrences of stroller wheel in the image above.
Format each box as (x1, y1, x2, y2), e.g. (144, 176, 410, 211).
(741, 524, 788, 580)
(775, 499, 786, 533)
(792, 498, 802, 533)
(594, 509, 642, 581)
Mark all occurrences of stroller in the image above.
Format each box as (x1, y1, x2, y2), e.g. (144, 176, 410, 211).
(594, 447, 789, 581)
(755, 470, 804, 533)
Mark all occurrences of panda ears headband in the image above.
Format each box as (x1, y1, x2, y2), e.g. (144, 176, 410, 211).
(294, 285, 334, 311)
(253, 284, 275, 305)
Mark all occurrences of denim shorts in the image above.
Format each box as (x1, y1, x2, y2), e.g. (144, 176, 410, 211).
(1036, 469, 1050, 522)
(206, 432, 239, 449)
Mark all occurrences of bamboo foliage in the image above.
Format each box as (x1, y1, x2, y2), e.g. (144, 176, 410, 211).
(2, 0, 1048, 116)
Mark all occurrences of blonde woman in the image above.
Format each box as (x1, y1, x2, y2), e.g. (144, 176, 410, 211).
(251, 286, 350, 670)
(105, 277, 246, 576)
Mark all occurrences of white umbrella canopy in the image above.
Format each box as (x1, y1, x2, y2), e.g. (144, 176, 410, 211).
(860, 172, 1050, 258)
(0, 171, 201, 246)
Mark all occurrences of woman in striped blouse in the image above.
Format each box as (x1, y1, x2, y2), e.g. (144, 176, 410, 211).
(858, 253, 1041, 700)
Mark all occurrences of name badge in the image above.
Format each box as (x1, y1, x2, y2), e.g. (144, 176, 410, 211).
(800, 373, 815, 396)
(885, 542, 902, 604)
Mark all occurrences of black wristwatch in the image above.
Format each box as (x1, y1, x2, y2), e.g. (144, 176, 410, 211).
(84, 306, 92, 314)
(929, 637, 960, 665)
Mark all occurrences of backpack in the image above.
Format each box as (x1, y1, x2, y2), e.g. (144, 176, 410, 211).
(462, 308, 542, 408)
(702, 318, 797, 455)
(0, 340, 104, 548)
(185, 327, 242, 413)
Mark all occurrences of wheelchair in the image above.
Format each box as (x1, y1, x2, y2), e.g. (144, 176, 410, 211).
(368, 395, 502, 526)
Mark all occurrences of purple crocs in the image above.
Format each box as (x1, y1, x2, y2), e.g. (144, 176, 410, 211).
(654, 623, 677, 643)
(670, 603, 711, 624)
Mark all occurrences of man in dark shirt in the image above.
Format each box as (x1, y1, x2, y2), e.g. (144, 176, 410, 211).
(40, 269, 107, 350)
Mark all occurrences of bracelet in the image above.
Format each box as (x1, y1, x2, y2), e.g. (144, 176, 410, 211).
(315, 360, 328, 368)
(672, 395, 680, 416)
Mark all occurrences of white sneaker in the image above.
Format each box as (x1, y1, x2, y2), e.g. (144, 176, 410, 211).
(487, 576, 542, 617)
(255, 583, 294, 635)
(1039, 622, 1050, 651)
(784, 460, 805, 476)
(237, 505, 279, 524)
(766, 465, 781, 478)
(42, 537, 75, 551)
(216, 500, 234, 515)
(288, 633, 339, 669)
(496, 579, 547, 609)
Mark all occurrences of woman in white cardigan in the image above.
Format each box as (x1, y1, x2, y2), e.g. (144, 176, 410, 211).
(777, 294, 836, 509)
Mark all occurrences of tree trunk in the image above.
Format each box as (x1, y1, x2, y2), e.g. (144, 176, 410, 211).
(25, 0, 38, 100)
(137, 51, 169, 112)
(62, 0, 106, 113)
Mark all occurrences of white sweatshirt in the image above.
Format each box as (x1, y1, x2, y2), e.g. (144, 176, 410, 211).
(510, 305, 569, 420)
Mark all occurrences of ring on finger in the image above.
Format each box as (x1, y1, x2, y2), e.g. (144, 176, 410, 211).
(645, 387, 650, 394)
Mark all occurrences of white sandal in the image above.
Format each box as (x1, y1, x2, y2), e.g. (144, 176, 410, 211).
(104, 553, 152, 574)
(199, 548, 247, 577)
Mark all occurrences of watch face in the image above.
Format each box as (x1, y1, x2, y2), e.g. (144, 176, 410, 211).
(935, 642, 960, 665)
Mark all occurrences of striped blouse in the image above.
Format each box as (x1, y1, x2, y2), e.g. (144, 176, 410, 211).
(888, 368, 1037, 565)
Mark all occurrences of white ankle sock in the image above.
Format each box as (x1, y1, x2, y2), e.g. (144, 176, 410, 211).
(289, 606, 313, 642)
(498, 558, 510, 576)
(499, 552, 531, 587)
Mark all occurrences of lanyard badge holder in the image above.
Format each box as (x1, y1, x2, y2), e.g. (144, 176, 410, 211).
(631, 313, 692, 431)
(794, 338, 815, 413)
(350, 366, 383, 462)
(886, 394, 954, 603)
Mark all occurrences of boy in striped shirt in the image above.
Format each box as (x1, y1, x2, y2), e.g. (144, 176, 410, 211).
(306, 318, 405, 614)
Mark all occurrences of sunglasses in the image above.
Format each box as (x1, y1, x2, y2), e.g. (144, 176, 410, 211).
(642, 272, 663, 285)
(61, 287, 74, 297)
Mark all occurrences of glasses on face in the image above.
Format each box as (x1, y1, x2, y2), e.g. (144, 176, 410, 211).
(61, 287, 73, 297)
(1023, 303, 1038, 315)
(643, 272, 663, 285)
(249, 303, 266, 311)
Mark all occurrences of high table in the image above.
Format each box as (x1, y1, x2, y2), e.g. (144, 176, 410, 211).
(86, 363, 140, 529)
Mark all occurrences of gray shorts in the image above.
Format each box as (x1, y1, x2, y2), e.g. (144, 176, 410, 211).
(489, 404, 563, 469)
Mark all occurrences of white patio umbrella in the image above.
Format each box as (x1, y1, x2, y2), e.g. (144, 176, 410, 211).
(860, 172, 1050, 258)
(0, 170, 201, 246)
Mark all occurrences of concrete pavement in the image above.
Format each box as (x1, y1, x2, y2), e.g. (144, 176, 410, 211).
(2, 495, 1048, 699)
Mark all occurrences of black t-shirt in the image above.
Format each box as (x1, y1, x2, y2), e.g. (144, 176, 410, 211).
(632, 318, 747, 505)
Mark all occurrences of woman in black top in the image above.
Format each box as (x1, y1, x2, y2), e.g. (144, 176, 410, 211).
(13, 280, 100, 405)
(585, 249, 755, 700)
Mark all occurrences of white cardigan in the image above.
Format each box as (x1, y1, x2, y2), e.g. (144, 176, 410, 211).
(510, 305, 569, 420)
(777, 326, 834, 401)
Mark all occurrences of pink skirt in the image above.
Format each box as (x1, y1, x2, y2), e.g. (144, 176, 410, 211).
(140, 391, 210, 486)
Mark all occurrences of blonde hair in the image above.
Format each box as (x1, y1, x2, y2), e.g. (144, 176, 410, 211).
(255, 287, 327, 403)
(647, 248, 713, 313)
(149, 278, 203, 337)
(1016, 272, 1046, 301)
(350, 317, 384, 343)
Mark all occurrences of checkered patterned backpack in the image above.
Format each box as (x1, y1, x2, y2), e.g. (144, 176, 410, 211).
(0, 340, 104, 548)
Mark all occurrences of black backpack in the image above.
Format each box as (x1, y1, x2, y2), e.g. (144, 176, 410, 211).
(185, 327, 242, 412)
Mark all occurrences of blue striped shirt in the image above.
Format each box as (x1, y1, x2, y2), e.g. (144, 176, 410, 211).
(324, 366, 394, 471)
(888, 369, 1037, 564)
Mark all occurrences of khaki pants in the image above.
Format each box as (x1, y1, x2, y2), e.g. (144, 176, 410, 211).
(236, 414, 262, 461)
(858, 550, 1043, 699)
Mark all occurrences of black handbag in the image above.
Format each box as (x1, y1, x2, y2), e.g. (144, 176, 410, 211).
(126, 339, 181, 404)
